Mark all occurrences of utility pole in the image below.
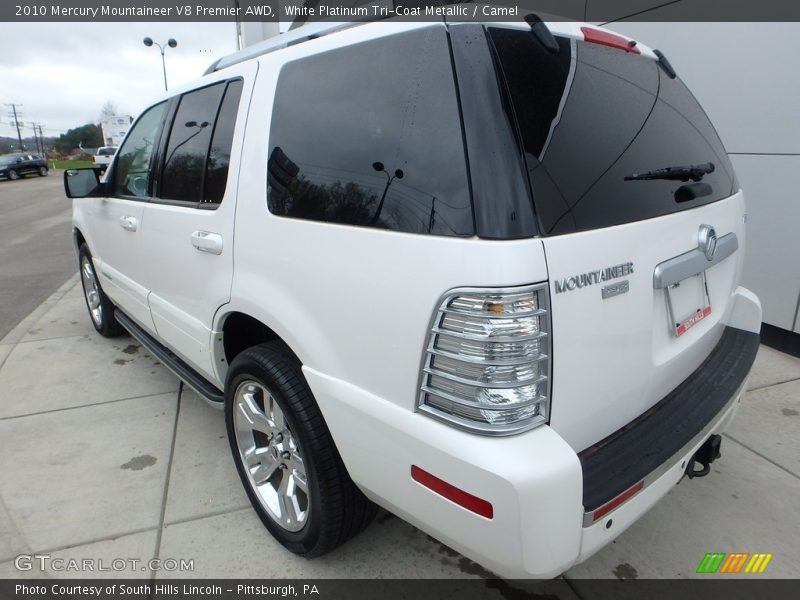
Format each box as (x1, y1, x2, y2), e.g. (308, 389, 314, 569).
(30, 122, 41, 156)
(37, 124, 46, 157)
(4, 103, 24, 152)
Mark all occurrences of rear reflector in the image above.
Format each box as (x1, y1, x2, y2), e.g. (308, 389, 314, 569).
(581, 27, 641, 54)
(592, 480, 644, 521)
(411, 465, 494, 519)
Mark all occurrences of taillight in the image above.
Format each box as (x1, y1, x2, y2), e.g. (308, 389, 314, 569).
(581, 26, 641, 54)
(92, 156, 96, 162)
(418, 284, 551, 435)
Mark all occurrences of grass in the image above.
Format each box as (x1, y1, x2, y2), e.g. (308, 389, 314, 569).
(50, 160, 93, 170)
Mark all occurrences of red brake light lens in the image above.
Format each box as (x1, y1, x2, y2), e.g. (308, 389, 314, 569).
(581, 26, 641, 54)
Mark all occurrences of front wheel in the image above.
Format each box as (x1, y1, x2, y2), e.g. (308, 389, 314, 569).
(225, 342, 376, 557)
(78, 244, 122, 337)
(8, 169, 19, 180)
(38, 166, 48, 176)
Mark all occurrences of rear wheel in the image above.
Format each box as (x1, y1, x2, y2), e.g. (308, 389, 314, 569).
(226, 342, 376, 557)
(78, 244, 122, 337)
(38, 166, 48, 176)
(8, 169, 19, 180)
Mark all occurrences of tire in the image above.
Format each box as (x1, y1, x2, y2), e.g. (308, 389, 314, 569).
(38, 166, 48, 176)
(225, 342, 376, 557)
(8, 169, 19, 180)
(78, 243, 123, 337)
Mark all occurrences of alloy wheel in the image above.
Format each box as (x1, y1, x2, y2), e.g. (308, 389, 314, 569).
(80, 256, 103, 327)
(233, 380, 310, 532)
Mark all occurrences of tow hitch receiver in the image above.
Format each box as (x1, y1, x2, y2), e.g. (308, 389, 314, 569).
(686, 434, 722, 479)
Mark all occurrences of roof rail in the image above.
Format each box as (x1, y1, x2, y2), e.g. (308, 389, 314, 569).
(204, 20, 355, 74)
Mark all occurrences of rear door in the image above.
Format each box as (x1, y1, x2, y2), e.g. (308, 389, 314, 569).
(140, 68, 252, 381)
(486, 27, 744, 451)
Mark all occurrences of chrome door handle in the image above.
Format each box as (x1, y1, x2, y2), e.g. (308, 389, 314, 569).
(191, 230, 223, 255)
(119, 215, 138, 232)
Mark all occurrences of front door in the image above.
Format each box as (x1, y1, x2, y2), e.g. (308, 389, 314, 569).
(85, 102, 168, 330)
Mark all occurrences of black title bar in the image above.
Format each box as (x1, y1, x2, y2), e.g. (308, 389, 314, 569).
(3, 1, 800, 22)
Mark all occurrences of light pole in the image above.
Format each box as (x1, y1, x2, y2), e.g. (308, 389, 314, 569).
(370, 161, 404, 226)
(143, 37, 177, 91)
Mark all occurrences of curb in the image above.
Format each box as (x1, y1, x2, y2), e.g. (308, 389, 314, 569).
(0, 275, 80, 348)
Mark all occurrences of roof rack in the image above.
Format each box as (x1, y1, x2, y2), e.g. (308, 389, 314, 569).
(204, 20, 357, 74)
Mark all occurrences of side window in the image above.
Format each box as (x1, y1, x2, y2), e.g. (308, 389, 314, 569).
(113, 102, 166, 198)
(267, 26, 473, 237)
(204, 80, 244, 204)
(157, 80, 243, 206)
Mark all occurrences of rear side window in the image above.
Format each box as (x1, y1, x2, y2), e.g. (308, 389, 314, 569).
(160, 79, 242, 206)
(204, 80, 243, 204)
(487, 27, 736, 236)
(267, 26, 473, 237)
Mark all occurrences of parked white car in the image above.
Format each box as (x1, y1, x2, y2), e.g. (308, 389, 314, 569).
(92, 146, 117, 175)
(64, 16, 761, 578)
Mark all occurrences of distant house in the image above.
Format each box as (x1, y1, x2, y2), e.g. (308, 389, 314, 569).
(100, 115, 133, 147)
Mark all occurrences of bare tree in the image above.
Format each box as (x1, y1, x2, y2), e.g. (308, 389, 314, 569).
(98, 101, 119, 123)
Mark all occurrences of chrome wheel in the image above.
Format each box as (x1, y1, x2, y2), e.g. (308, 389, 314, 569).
(80, 256, 103, 327)
(233, 380, 309, 532)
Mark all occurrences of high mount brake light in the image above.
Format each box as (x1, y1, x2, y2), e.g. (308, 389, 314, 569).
(581, 27, 641, 55)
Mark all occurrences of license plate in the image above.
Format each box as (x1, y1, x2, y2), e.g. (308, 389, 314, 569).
(676, 305, 712, 337)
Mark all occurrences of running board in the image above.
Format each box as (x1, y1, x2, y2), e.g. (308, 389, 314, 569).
(115, 310, 225, 408)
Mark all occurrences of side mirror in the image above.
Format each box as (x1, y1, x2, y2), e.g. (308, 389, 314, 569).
(64, 168, 105, 198)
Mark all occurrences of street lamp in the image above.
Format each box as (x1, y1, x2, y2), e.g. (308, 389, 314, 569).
(370, 161, 404, 225)
(143, 37, 177, 91)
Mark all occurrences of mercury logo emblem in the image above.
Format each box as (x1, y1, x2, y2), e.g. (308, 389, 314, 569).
(698, 224, 717, 261)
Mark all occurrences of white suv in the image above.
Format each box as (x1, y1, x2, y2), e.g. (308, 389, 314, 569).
(64, 17, 762, 578)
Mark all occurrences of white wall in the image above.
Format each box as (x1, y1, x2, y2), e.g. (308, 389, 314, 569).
(601, 22, 800, 332)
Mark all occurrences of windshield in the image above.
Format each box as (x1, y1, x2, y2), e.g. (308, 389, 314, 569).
(488, 27, 736, 235)
(0, 155, 18, 165)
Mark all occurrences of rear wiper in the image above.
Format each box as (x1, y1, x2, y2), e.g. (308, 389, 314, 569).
(624, 162, 715, 182)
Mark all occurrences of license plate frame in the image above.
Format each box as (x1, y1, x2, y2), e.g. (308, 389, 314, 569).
(664, 270, 712, 337)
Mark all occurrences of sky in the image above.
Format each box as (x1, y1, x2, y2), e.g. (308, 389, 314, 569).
(0, 22, 238, 138)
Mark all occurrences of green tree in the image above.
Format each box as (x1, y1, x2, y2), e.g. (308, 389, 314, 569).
(55, 123, 104, 154)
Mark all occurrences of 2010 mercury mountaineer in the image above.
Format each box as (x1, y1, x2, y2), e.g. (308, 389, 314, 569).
(64, 14, 761, 578)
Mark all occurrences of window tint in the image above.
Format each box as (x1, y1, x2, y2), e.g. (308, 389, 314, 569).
(114, 102, 167, 198)
(204, 80, 243, 205)
(268, 26, 473, 237)
(488, 27, 736, 236)
(160, 82, 225, 203)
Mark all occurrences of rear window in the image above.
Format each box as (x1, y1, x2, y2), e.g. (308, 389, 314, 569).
(487, 27, 736, 236)
(97, 147, 116, 156)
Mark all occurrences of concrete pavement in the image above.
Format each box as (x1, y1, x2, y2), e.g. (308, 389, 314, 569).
(0, 278, 798, 584)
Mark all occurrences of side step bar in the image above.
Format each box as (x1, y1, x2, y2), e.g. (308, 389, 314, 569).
(115, 310, 224, 407)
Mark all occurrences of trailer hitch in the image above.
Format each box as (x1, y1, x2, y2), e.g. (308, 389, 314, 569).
(686, 434, 722, 479)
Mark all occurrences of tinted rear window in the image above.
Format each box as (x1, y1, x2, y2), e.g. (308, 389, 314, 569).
(267, 26, 473, 237)
(488, 27, 736, 236)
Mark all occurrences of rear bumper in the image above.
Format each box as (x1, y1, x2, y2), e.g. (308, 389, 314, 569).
(578, 326, 760, 525)
(305, 315, 760, 579)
